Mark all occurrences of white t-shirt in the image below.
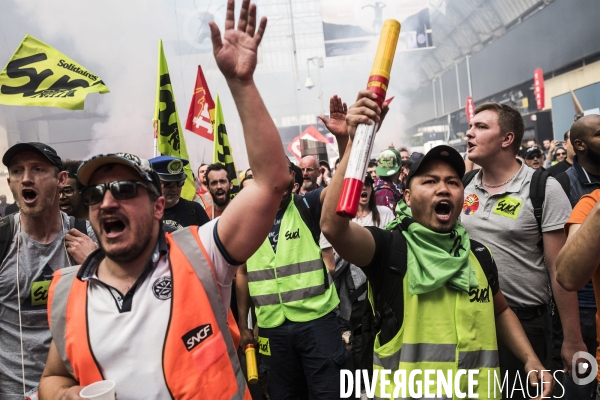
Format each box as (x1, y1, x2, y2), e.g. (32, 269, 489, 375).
(83, 219, 236, 400)
(353, 205, 395, 228)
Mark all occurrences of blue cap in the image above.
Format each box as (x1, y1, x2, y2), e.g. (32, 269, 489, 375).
(149, 156, 189, 182)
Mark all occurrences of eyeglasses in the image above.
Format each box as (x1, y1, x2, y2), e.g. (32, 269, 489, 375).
(162, 180, 185, 189)
(59, 187, 76, 197)
(301, 168, 315, 173)
(82, 180, 150, 206)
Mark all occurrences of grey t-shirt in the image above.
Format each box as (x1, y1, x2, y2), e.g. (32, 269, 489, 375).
(460, 164, 571, 308)
(0, 212, 95, 398)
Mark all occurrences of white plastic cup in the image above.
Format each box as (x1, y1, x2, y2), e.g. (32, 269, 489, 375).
(79, 380, 116, 400)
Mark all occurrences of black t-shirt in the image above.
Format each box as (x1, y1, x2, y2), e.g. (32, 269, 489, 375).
(267, 187, 324, 252)
(363, 226, 500, 298)
(163, 198, 210, 231)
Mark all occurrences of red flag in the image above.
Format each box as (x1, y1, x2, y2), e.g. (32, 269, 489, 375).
(287, 125, 329, 162)
(533, 68, 545, 110)
(185, 66, 215, 141)
(465, 96, 475, 124)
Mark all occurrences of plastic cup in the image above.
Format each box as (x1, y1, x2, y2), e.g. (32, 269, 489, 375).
(79, 380, 116, 400)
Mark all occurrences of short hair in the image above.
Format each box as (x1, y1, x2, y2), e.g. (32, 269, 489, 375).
(398, 147, 409, 153)
(205, 163, 229, 184)
(564, 131, 570, 143)
(63, 159, 84, 189)
(368, 160, 378, 168)
(474, 102, 524, 154)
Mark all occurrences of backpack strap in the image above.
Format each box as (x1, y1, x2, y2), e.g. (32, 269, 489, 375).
(529, 169, 551, 248)
(184, 200, 200, 226)
(462, 168, 480, 187)
(68, 216, 87, 235)
(373, 228, 409, 346)
(293, 194, 320, 245)
(0, 213, 15, 266)
(469, 239, 499, 295)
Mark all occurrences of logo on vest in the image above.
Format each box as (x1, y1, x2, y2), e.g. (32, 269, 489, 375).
(284, 228, 300, 240)
(469, 285, 491, 303)
(152, 277, 172, 300)
(182, 324, 213, 351)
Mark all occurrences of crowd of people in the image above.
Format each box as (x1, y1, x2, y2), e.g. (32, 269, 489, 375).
(1, 1, 600, 399)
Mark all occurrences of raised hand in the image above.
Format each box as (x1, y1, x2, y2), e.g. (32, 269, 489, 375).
(209, 0, 267, 83)
(319, 95, 348, 138)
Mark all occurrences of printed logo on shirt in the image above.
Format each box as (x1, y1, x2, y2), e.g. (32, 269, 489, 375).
(258, 336, 271, 356)
(284, 228, 300, 240)
(462, 193, 479, 215)
(182, 324, 213, 351)
(164, 220, 183, 231)
(469, 285, 491, 303)
(152, 276, 172, 300)
(31, 280, 50, 306)
(493, 196, 523, 219)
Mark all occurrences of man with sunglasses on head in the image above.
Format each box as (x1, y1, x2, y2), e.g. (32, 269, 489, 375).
(39, 0, 290, 398)
(0, 143, 96, 400)
(150, 155, 209, 231)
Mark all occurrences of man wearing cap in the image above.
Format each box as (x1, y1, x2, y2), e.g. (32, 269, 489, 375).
(0, 143, 96, 399)
(39, 1, 290, 398)
(523, 146, 546, 170)
(150, 155, 209, 230)
(321, 91, 553, 399)
(374, 148, 403, 211)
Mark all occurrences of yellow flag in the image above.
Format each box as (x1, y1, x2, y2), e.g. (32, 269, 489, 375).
(0, 35, 109, 110)
(213, 94, 240, 198)
(153, 40, 195, 200)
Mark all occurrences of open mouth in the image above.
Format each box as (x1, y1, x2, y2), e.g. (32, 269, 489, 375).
(59, 201, 72, 211)
(102, 216, 127, 237)
(434, 200, 452, 221)
(360, 192, 368, 199)
(22, 188, 38, 204)
(215, 189, 226, 197)
(467, 142, 476, 152)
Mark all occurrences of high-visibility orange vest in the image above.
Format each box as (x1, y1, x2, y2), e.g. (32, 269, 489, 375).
(47, 227, 251, 400)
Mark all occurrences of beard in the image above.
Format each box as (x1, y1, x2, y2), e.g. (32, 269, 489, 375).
(212, 188, 231, 207)
(302, 180, 317, 192)
(97, 213, 156, 263)
(15, 185, 58, 218)
(585, 146, 600, 166)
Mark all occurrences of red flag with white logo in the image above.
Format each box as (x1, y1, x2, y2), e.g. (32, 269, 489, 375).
(185, 66, 215, 141)
(534, 68, 545, 110)
(465, 96, 475, 124)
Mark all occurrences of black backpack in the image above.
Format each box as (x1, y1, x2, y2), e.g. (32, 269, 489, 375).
(462, 168, 551, 247)
(359, 218, 497, 373)
(184, 200, 200, 227)
(0, 213, 88, 265)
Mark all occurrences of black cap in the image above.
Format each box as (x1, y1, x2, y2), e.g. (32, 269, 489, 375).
(524, 146, 543, 160)
(3, 142, 64, 171)
(289, 161, 303, 188)
(402, 152, 424, 166)
(405, 145, 466, 189)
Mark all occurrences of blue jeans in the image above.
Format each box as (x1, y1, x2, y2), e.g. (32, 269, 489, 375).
(258, 312, 347, 400)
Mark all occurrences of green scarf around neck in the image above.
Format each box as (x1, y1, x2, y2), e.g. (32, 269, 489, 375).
(390, 201, 479, 295)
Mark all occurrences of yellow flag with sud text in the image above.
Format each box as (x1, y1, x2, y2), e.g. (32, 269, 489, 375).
(153, 39, 195, 200)
(0, 35, 109, 110)
(213, 94, 240, 198)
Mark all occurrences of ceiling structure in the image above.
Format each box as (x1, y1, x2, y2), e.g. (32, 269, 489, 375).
(422, 0, 554, 84)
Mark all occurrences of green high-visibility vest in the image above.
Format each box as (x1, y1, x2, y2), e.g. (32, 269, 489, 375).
(246, 198, 339, 329)
(372, 250, 501, 400)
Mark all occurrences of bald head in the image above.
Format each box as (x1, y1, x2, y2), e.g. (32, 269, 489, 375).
(299, 156, 320, 193)
(571, 114, 600, 145)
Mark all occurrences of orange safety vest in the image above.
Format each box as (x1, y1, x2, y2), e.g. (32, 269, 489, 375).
(47, 227, 251, 400)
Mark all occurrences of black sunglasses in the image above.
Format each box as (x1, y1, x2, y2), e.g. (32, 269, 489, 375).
(82, 180, 150, 206)
(162, 180, 186, 189)
(556, 152, 567, 156)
